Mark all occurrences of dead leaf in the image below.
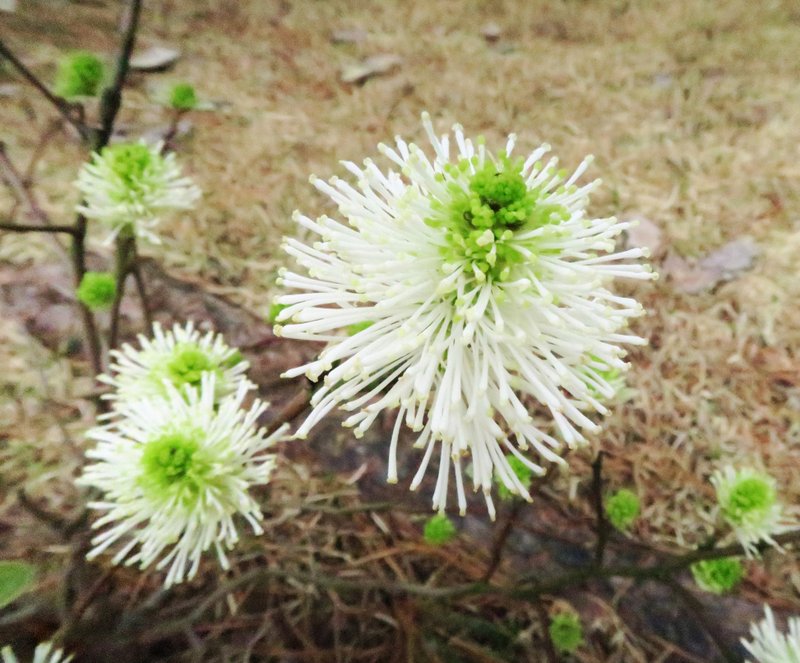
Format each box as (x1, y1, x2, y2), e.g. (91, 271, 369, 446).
(698, 236, 758, 276)
(481, 22, 502, 42)
(130, 46, 181, 72)
(331, 28, 367, 45)
(340, 54, 402, 85)
(662, 236, 759, 294)
(625, 217, 663, 255)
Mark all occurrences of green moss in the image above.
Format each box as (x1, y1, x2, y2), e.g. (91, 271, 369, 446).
(423, 513, 457, 545)
(76, 271, 116, 310)
(548, 612, 583, 654)
(605, 488, 640, 531)
(54, 51, 105, 99)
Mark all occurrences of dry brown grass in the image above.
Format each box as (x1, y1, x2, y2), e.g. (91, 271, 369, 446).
(2, 0, 800, 660)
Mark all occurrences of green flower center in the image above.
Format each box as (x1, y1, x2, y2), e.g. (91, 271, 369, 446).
(428, 154, 569, 282)
(140, 431, 207, 496)
(166, 345, 216, 388)
(724, 477, 774, 524)
(104, 143, 155, 191)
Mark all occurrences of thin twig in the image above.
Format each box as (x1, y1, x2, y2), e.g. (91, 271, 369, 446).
(94, 0, 143, 149)
(482, 499, 524, 582)
(0, 142, 50, 225)
(533, 599, 559, 663)
(0, 39, 89, 140)
(108, 234, 135, 351)
(71, 0, 143, 374)
(592, 451, 609, 567)
(130, 254, 153, 329)
(0, 222, 76, 234)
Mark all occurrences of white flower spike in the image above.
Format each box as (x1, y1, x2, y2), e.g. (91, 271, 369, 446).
(711, 466, 795, 557)
(1, 642, 72, 663)
(276, 113, 654, 518)
(742, 605, 800, 663)
(78, 375, 288, 587)
(100, 320, 252, 410)
(75, 139, 200, 244)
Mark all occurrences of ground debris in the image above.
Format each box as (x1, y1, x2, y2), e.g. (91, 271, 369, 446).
(130, 45, 181, 72)
(330, 28, 367, 45)
(663, 237, 759, 294)
(341, 54, 402, 85)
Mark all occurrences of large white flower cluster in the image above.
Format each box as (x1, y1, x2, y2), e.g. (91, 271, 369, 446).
(79, 321, 287, 586)
(275, 113, 654, 517)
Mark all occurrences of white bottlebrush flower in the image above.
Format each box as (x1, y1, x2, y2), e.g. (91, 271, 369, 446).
(742, 605, 800, 663)
(711, 466, 794, 557)
(275, 112, 654, 518)
(100, 320, 253, 410)
(1, 642, 72, 663)
(75, 139, 200, 244)
(78, 375, 288, 587)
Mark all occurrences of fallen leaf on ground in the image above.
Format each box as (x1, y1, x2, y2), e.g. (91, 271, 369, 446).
(331, 28, 367, 44)
(130, 45, 181, 72)
(625, 217, 663, 254)
(341, 54, 402, 85)
(662, 236, 759, 294)
(481, 22, 502, 42)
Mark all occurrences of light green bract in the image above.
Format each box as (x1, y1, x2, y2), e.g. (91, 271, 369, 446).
(277, 112, 655, 518)
(99, 321, 252, 412)
(78, 375, 289, 587)
(711, 466, 794, 557)
(76, 271, 116, 310)
(605, 488, 640, 531)
(690, 557, 743, 594)
(75, 139, 200, 244)
(54, 51, 104, 99)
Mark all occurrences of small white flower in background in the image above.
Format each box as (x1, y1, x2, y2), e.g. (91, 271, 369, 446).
(78, 375, 288, 587)
(1, 642, 72, 663)
(100, 321, 252, 410)
(75, 139, 200, 244)
(742, 605, 800, 663)
(275, 112, 654, 518)
(711, 466, 794, 557)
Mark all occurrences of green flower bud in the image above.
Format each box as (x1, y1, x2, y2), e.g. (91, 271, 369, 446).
(423, 513, 457, 545)
(268, 302, 288, 324)
(54, 51, 105, 99)
(76, 271, 116, 310)
(605, 488, 640, 531)
(169, 82, 198, 111)
(497, 454, 533, 501)
(690, 557, 743, 595)
(549, 611, 583, 654)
